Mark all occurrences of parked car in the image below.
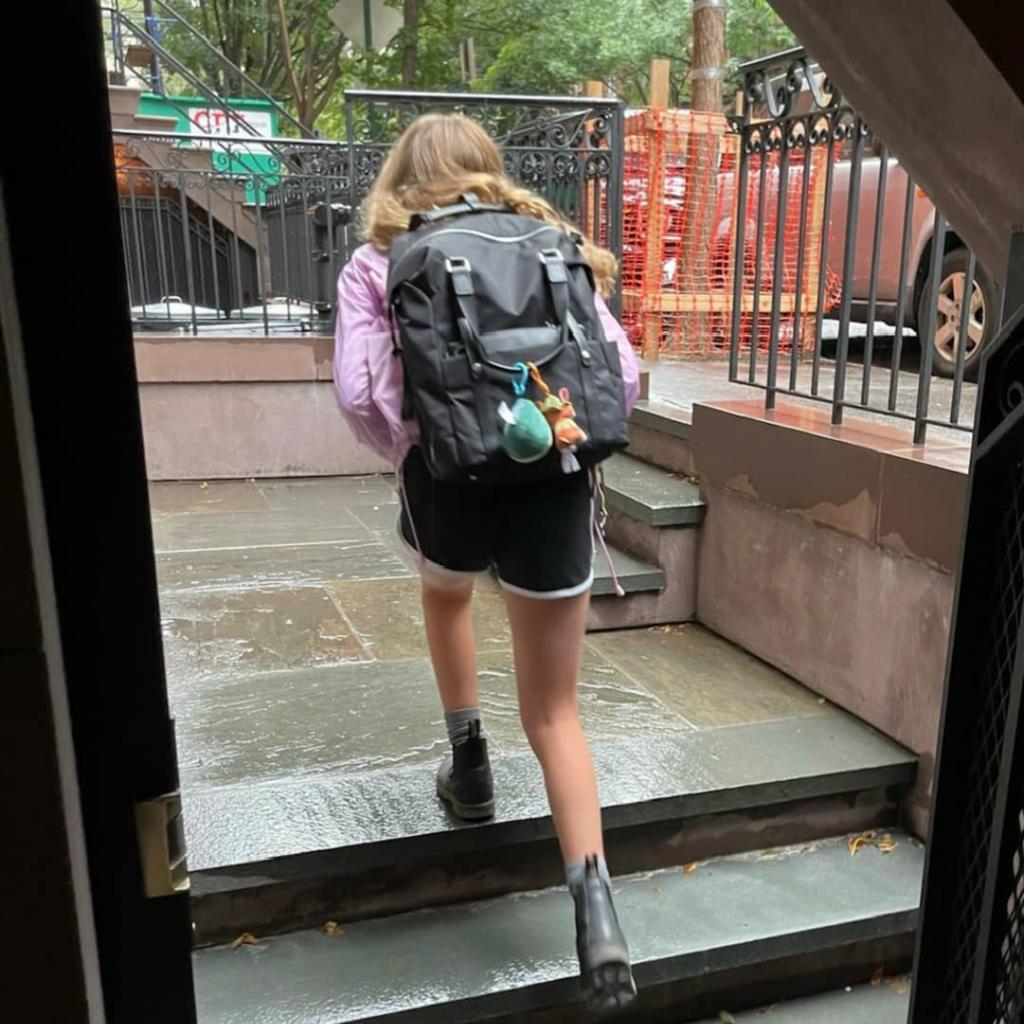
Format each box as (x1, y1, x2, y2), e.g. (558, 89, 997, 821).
(828, 136, 994, 379)
(622, 137, 994, 379)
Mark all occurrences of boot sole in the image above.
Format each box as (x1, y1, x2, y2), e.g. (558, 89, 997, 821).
(436, 780, 495, 821)
(583, 960, 637, 1016)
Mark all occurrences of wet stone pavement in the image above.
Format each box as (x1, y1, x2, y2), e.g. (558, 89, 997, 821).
(152, 475, 860, 868)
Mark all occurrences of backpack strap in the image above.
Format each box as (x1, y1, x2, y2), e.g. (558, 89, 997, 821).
(540, 249, 593, 367)
(410, 192, 510, 229)
(445, 256, 481, 357)
(538, 249, 570, 330)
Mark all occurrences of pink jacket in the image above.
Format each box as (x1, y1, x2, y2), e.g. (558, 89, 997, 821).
(333, 242, 640, 465)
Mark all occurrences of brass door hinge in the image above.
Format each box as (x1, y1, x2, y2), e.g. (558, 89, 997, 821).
(135, 791, 190, 898)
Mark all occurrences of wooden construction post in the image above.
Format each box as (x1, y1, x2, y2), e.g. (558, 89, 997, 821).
(641, 58, 671, 361)
(801, 145, 831, 352)
(580, 81, 605, 241)
(722, 122, 743, 326)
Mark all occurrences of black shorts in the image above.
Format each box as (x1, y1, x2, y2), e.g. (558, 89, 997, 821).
(398, 447, 595, 599)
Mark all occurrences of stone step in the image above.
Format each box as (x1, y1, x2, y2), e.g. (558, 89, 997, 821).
(631, 399, 693, 440)
(628, 399, 698, 477)
(108, 83, 144, 118)
(594, 451, 704, 629)
(192, 833, 923, 1024)
(602, 452, 705, 527)
(186, 703, 915, 945)
(131, 113, 181, 132)
(700, 979, 911, 1023)
(591, 544, 664, 597)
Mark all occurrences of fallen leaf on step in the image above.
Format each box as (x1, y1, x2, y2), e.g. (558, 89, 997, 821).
(199, 481, 209, 490)
(848, 831, 877, 855)
(889, 977, 909, 994)
(231, 932, 260, 949)
(323, 921, 345, 936)
(871, 966, 885, 986)
(718, 1013, 737, 1023)
(757, 1005, 779, 1015)
(683, 862, 699, 875)
(876, 834, 898, 854)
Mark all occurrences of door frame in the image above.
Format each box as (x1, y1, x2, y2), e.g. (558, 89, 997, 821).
(1, 5, 196, 1021)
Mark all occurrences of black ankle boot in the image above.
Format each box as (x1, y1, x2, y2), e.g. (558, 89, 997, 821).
(571, 856, 636, 1014)
(436, 719, 494, 821)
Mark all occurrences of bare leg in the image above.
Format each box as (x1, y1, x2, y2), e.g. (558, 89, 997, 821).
(420, 570, 480, 713)
(504, 589, 603, 864)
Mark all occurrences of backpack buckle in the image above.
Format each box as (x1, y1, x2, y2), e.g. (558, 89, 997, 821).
(539, 249, 568, 284)
(445, 257, 474, 297)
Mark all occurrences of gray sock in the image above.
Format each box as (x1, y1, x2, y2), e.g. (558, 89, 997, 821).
(445, 706, 483, 747)
(566, 855, 611, 893)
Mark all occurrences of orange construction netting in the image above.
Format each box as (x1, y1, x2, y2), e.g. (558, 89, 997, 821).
(619, 108, 841, 359)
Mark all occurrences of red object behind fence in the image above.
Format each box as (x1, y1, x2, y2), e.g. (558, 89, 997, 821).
(619, 108, 841, 359)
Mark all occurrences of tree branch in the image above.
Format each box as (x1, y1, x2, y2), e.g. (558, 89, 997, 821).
(274, 0, 304, 115)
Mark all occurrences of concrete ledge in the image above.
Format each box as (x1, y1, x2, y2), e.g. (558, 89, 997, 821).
(693, 400, 969, 572)
(134, 335, 390, 479)
(135, 334, 334, 383)
(140, 381, 388, 480)
(691, 400, 966, 834)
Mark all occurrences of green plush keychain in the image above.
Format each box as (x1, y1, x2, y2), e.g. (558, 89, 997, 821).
(498, 362, 553, 463)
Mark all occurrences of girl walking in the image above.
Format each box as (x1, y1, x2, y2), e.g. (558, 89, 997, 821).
(334, 112, 640, 1013)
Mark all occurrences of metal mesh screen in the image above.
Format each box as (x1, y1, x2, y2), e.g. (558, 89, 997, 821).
(994, 808, 1024, 1021)
(937, 461, 1024, 1023)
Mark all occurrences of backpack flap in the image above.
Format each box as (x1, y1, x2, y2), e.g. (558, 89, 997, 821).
(447, 254, 566, 373)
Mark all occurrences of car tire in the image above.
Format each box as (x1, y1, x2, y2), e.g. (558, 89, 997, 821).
(918, 248, 996, 381)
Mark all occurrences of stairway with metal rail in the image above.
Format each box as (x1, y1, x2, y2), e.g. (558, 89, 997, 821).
(102, 0, 311, 147)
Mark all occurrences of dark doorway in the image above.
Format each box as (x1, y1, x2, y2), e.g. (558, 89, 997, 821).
(2, 4, 196, 1021)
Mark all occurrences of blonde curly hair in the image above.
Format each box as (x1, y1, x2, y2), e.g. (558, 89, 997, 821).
(362, 112, 617, 296)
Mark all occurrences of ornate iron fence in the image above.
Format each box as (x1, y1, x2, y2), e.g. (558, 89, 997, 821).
(728, 48, 995, 444)
(342, 89, 623, 257)
(114, 89, 624, 334)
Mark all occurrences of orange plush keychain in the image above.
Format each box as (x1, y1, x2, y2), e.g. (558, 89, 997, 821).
(527, 362, 587, 473)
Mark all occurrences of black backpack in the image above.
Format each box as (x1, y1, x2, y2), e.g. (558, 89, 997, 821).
(387, 193, 630, 483)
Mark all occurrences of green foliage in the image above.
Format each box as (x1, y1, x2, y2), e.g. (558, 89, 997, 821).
(150, 0, 797, 129)
(725, 0, 797, 93)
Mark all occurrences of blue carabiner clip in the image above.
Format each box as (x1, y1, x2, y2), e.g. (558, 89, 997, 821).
(512, 362, 529, 397)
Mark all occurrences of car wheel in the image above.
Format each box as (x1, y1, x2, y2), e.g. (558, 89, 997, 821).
(918, 248, 996, 381)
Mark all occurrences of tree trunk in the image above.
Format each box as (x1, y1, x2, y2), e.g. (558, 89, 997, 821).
(302, 6, 315, 127)
(401, 0, 420, 88)
(691, 0, 726, 112)
(679, 0, 727, 354)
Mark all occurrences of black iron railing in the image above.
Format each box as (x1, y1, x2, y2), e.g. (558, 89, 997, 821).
(728, 48, 996, 444)
(112, 90, 625, 335)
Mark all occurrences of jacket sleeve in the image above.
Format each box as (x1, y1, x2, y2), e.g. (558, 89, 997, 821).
(333, 253, 413, 462)
(595, 293, 641, 413)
